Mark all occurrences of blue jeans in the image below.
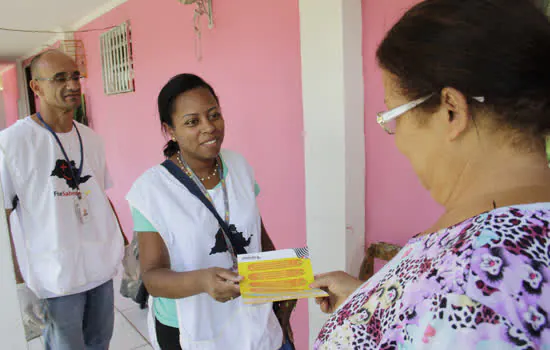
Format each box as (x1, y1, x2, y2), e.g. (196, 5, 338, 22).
(280, 338, 295, 350)
(43, 280, 114, 350)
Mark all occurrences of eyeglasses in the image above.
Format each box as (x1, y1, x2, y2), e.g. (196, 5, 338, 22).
(34, 71, 84, 84)
(376, 94, 485, 135)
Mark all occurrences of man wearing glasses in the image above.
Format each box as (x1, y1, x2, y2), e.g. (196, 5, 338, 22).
(0, 49, 124, 350)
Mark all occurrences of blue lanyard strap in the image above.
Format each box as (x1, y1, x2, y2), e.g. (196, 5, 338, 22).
(36, 113, 84, 190)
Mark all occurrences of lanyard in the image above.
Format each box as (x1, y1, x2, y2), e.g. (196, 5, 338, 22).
(178, 153, 237, 268)
(37, 113, 84, 193)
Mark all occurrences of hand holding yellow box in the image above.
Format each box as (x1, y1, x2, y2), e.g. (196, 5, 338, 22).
(238, 247, 328, 304)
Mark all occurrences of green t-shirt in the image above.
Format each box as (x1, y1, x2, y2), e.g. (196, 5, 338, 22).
(131, 161, 260, 328)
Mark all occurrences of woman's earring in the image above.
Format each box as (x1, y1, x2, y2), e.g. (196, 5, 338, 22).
(172, 137, 176, 142)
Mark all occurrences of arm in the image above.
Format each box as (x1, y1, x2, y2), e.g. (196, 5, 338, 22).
(260, 219, 276, 252)
(139, 231, 205, 298)
(0, 155, 23, 284)
(108, 198, 129, 246)
(6, 209, 23, 284)
(255, 183, 274, 252)
(102, 162, 128, 246)
(139, 231, 240, 302)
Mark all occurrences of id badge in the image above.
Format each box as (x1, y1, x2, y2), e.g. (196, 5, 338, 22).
(74, 196, 91, 224)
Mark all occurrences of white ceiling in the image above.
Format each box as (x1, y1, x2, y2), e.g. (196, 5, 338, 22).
(0, 0, 126, 61)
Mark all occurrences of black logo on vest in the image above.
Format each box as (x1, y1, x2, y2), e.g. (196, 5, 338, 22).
(210, 224, 252, 255)
(51, 159, 92, 190)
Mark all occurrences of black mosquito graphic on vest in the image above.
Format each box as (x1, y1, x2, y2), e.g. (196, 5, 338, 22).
(209, 224, 252, 255)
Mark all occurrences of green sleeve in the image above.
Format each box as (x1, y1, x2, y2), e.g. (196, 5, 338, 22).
(254, 182, 260, 197)
(130, 207, 157, 232)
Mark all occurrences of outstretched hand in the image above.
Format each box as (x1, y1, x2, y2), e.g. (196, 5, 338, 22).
(310, 271, 363, 314)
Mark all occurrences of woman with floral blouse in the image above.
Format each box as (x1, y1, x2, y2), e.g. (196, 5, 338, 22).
(312, 0, 550, 348)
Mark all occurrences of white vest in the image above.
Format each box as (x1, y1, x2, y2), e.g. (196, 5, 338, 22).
(126, 149, 283, 350)
(0, 117, 124, 298)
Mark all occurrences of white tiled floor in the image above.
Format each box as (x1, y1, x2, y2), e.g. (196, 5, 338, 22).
(27, 337, 43, 350)
(26, 273, 151, 349)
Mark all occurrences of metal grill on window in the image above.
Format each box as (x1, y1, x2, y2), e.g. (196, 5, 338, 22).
(100, 22, 134, 95)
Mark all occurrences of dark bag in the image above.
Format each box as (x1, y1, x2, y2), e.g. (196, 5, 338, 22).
(160, 160, 296, 347)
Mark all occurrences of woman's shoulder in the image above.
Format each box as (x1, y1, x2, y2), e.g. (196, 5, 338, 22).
(127, 164, 170, 196)
(220, 149, 249, 166)
(134, 164, 167, 183)
(420, 203, 550, 303)
(453, 204, 550, 347)
(464, 203, 550, 298)
(349, 204, 550, 348)
(467, 203, 550, 265)
(220, 149, 255, 175)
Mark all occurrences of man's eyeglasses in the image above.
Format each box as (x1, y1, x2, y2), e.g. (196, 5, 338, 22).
(376, 93, 485, 135)
(34, 71, 84, 84)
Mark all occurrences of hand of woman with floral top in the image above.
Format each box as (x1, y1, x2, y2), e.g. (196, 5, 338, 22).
(311, 271, 364, 314)
(201, 267, 242, 303)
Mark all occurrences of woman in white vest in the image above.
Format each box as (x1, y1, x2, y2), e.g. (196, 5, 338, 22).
(126, 74, 289, 350)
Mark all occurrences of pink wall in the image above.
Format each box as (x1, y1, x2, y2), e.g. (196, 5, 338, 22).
(362, 0, 444, 248)
(2, 67, 19, 127)
(76, 0, 308, 347)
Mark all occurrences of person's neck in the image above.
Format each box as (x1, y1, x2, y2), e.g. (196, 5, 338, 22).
(425, 150, 550, 234)
(35, 106, 74, 133)
(177, 151, 217, 178)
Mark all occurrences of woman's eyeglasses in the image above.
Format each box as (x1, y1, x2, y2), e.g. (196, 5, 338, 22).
(376, 94, 485, 135)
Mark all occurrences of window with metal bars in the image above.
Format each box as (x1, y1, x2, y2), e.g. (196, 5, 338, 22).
(100, 22, 135, 95)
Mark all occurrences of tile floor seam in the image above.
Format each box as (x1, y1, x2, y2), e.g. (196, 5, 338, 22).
(119, 309, 151, 345)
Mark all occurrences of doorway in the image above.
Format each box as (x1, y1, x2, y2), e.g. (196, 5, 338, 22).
(24, 66, 36, 116)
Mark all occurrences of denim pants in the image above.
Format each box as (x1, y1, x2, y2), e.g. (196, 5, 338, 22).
(279, 338, 296, 350)
(43, 279, 115, 350)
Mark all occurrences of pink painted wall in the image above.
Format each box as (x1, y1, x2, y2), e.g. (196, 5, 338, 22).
(76, 0, 307, 347)
(362, 0, 444, 248)
(2, 67, 19, 127)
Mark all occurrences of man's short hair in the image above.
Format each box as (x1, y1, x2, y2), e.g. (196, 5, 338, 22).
(30, 49, 59, 79)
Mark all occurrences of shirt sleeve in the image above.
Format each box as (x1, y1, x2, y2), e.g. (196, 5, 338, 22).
(254, 181, 260, 197)
(131, 206, 157, 232)
(0, 151, 17, 210)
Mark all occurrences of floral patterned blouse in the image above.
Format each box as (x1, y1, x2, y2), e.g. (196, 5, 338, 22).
(314, 204, 550, 349)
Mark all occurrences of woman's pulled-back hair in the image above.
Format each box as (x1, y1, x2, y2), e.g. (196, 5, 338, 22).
(377, 0, 550, 138)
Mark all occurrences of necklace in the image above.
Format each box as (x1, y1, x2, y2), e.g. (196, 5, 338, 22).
(177, 152, 218, 182)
